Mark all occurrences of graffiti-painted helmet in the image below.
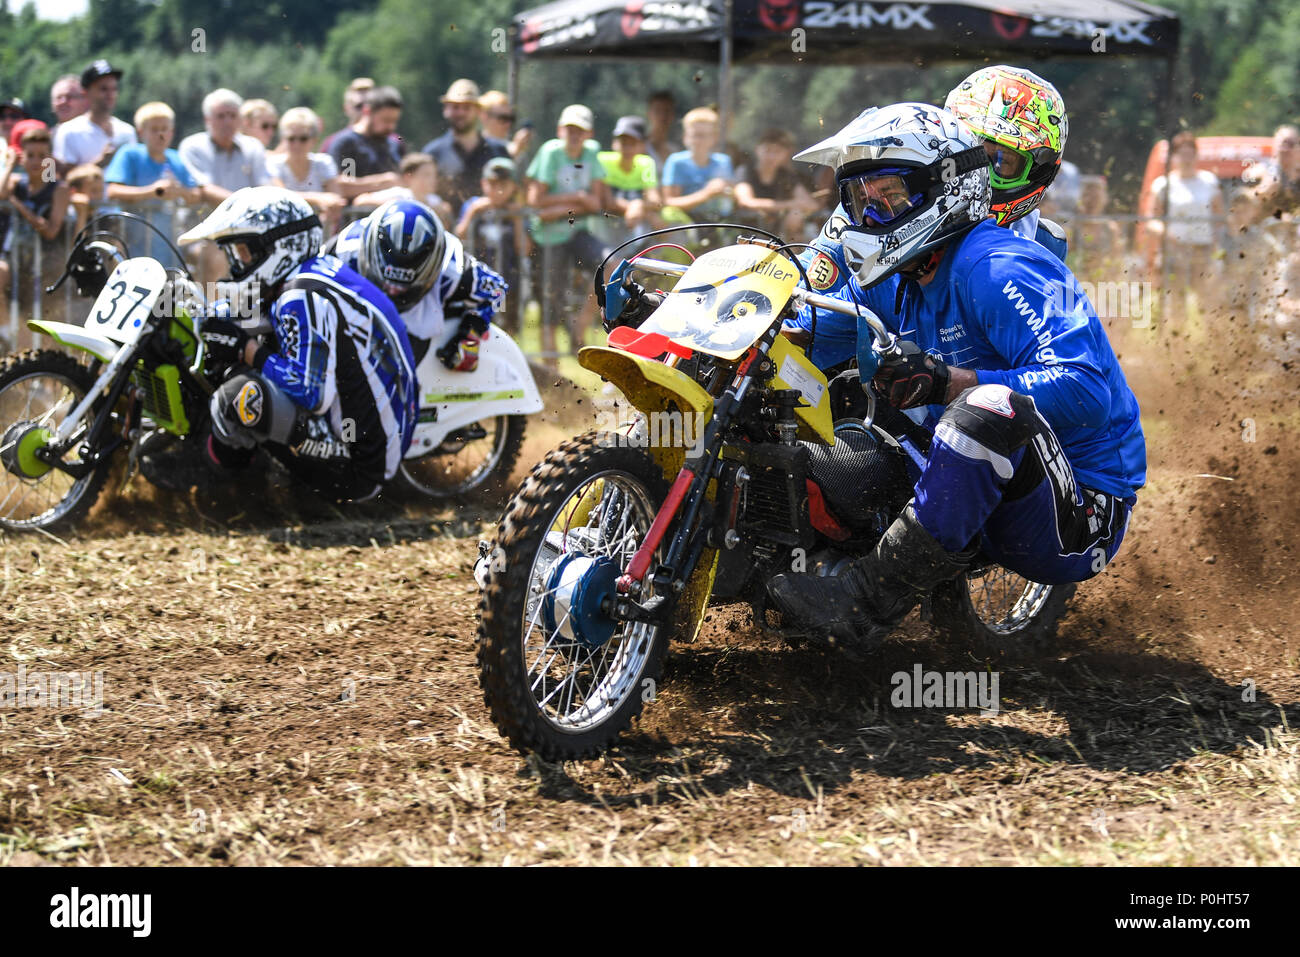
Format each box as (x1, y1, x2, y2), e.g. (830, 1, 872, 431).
(944, 65, 1069, 225)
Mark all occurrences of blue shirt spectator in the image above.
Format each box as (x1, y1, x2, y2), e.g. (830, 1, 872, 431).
(662, 150, 733, 220)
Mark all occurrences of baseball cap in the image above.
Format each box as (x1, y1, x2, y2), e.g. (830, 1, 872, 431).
(81, 59, 123, 89)
(441, 79, 482, 104)
(557, 104, 594, 132)
(483, 156, 515, 179)
(10, 119, 48, 152)
(611, 115, 647, 141)
(1, 98, 27, 118)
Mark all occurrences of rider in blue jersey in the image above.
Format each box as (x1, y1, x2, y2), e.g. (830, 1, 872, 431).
(327, 199, 507, 372)
(798, 65, 1071, 306)
(175, 186, 418, 502)
(766, 103, 1146, 651)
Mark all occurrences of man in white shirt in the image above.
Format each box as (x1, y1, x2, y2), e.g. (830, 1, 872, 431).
(178, 89, 271, 282)
(52, 60, 136, 169)
(178, 88, 270, 201)
(1147, 131, 1223, 320)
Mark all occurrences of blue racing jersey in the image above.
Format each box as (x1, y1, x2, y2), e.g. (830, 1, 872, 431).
(790, 218, 1146, 500)
(260, 255, 418, 479)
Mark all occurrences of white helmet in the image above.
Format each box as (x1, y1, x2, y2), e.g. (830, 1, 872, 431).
(795, 103, 991, 288)
(178, 186, 323, 291)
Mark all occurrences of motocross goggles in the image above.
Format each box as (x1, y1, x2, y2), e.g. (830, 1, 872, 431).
(982, 140, 1033, 190)
(837, 146, 988, 231)
(216, 214, 321, 281)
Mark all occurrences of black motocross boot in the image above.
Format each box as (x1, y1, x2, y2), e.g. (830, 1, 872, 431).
(767, 504, 973, 651)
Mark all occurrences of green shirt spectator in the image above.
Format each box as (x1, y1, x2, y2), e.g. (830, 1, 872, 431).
(525, 106, 607, 246)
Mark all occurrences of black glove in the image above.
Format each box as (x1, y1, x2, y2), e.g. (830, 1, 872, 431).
(871, 341, 950, 410)
(603, 280, 663, 333)
(200, 317, 251, 367)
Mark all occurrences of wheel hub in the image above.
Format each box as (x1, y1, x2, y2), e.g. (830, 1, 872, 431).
(1, 422, 54, 479)
(541, 552, 621, 650)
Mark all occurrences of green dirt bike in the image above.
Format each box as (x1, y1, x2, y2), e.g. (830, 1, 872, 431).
(0, 215, 223, 531)
(475, 231, 1073, 760)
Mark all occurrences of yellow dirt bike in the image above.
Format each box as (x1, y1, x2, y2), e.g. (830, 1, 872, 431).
(475, 233, 1071, 759)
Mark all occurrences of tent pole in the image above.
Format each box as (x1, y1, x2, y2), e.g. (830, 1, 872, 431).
(719, 0, 734, 138)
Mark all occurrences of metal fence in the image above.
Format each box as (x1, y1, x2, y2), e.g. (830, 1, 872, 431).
(10, 201, 1286, 358)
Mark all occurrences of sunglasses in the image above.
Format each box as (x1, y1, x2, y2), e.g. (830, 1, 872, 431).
(489, 112, 516, 122)
(0, 111, 22, 121)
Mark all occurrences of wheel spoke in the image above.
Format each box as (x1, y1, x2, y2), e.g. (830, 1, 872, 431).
(512, 466, 661, 731)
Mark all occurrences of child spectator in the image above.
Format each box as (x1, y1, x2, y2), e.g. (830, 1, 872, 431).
(596, 115, 662, 247)
(2, 124, 71, 243)
(240, 99, 280, 150)
(267, 107, 346, 232)
(457, 155, 527, 333)
(352, 152, 453, 225)
(1, 124, 71, 308)
(105, 101, 207, 262)
(662, 107, 733, 241)
(733, 128, 818, 240)
(66, 162, 103, 235)
(525, 103, 610, 357)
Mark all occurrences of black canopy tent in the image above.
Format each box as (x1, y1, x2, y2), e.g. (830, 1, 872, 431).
(509, 0, 1180, 134)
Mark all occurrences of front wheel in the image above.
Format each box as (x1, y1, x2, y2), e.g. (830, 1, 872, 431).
(398, 414, 526, 500)
(477, 432, 669, 760)
(931, 564, 1075, 658)
(0, 350, 111, 532)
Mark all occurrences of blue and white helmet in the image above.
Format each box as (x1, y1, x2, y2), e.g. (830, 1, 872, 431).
(359, 199, 447, 310)
(796, 103, 991, 288)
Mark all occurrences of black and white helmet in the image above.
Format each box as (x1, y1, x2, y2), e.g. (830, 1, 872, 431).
(796, 103, 991, 287)
(178, 186, 323, 290)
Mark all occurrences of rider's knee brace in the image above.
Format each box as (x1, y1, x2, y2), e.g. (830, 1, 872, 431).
(935, 384, 1049, 499)
(210, 371, 302, 449)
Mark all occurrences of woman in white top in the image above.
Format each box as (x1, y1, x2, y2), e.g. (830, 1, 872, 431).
(1146, 132, 1223, 310)
(267, 107, 347, 233)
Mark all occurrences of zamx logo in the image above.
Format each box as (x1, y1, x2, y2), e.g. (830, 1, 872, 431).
(990, 11, 1028, 40)
(759, 0, 800, 32)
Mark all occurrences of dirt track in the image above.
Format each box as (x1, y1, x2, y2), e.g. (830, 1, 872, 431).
(1, 315, 1298, 865)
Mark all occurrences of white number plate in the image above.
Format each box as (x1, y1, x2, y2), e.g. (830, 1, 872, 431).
(85, 259, 167, 345)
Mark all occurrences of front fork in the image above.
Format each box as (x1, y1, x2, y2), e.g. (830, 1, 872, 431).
(36, 354, 135, 479)
(611, 339, 771, 626)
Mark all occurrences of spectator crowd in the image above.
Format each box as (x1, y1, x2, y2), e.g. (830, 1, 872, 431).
(4, 58, 1300, 357)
